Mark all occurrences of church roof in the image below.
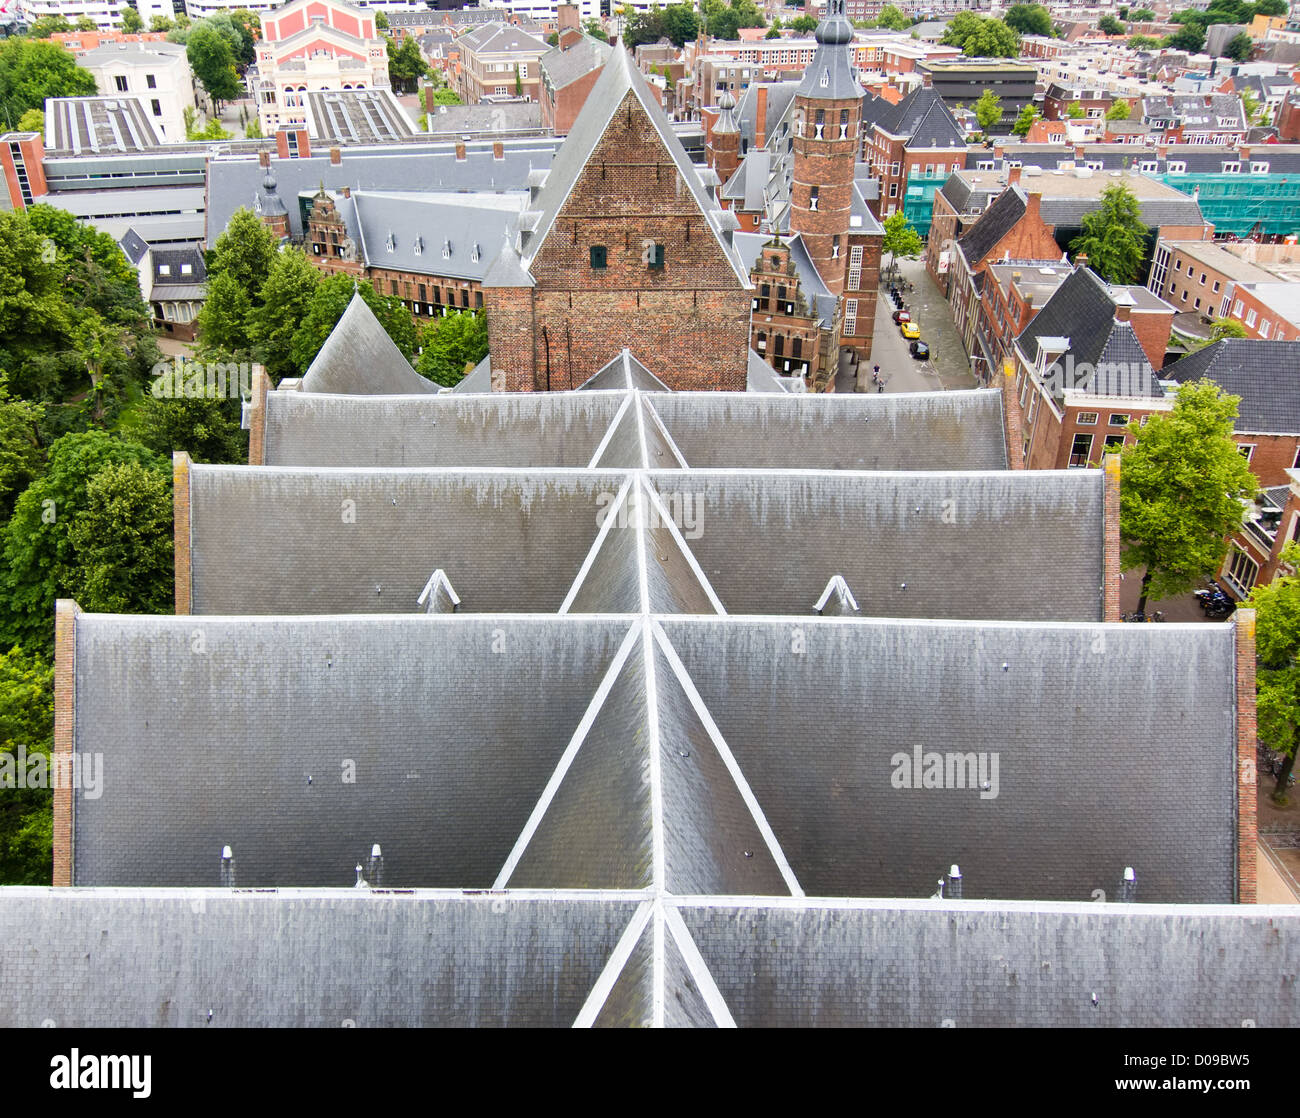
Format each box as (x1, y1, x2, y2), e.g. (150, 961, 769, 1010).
(299, 293, 438, 395)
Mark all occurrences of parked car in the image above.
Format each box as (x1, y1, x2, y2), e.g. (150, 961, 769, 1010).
(900, 321, 921, 340)
(892, 308, 910, 325)
(909, 339, 930, 360)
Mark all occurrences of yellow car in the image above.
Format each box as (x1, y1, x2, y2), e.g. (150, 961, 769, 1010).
(900, 321, 921, 340)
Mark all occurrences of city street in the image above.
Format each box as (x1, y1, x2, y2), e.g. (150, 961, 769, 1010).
(858, 252, 978, 394)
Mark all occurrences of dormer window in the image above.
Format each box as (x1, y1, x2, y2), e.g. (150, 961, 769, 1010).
(471, 243, 481, 263)
(386, 232, 395, 253)
(442, 239, 451, 259)
(819, 69, 829, 88)
(413, 235, 423, 255)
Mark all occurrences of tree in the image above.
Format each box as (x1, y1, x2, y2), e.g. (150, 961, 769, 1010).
(1069, 183, 1151, 286)
(662, 3, 701, 45)
(0, 372, 44, 521)
(1105, 98, 1131, 121)
(70, 313, 129, 423)
(0, 646, 54, 885)
(0, 431, 167, 653)
(766, 24, 782, 37)
(1127, 33, 1159, 48)
(196, 272, 255, 356)
(701, 0, 766, 41)
(0, 38, 97, 120)
(1098, 15, 1126, 34)
(1012, 102, 1040, 136)
(25, 15, 71, 37)
(65, 460, 173, 615)
(1255, 0, 1287, 13)
(289, 275, 417, 374)
(583, 17, 610, 41)
(875, 4, 911, 31)
(206, 208, 278, 300)
(1240, 86, 1261, 125)
(1163, 23, 1206, 51)
(1223, 31, 1253, 62)
(1066, 101, 1086, 119)
(248, 247, 321, 382)
(941, 12, 1020, 57)
(1119, 380, 1259, 615)
(881, 211, 923, 277)
(1249, 546, 1300, 804)
(430, 87, 462, 106)
(122, 6, 144, 33)
(17, 108, 43, 133)
(186, 115, 233, 141)
(1129, 7, 1156, 19)
(149, 15, 174, 31)
(187, 24, 242, 111)
(128, 393, 246, 463)
(387, 35, 428, 94)
(375, 10, 389, 30)
(417, 311, 488, 386)
(75, 16, 96, 32)
(1004, 3, 1053, 36)
(791, 14, 817, 32)
(974, 88, 1003, 131)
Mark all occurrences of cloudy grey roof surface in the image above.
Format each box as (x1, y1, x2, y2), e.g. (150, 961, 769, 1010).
(958, 184, 1028, 267)
(540, 36, 612, 91)
(424, 102, 543, 135)
(299, 294, 437, 395)
(4, 891, 1296, 1027)
(1166, 339, 1300, 435)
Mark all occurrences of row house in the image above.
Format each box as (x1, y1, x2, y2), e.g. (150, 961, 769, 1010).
(1139, 93, 1249, 146)
(861, 81, 967, 219)
(455, 21, 551, 104)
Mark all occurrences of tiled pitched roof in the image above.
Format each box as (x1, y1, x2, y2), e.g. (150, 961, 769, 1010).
(957, 185, 1028, 267)
(299, 293, 437, 395)
(1166, 339, 1300, 434)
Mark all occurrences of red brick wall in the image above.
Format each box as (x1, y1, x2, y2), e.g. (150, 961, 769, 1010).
(173, 452, 192, 615)
(52, 599, 80, 887)
(1128, 307, 1174, 369)
(790, 93, 861, 296)
(1235, 609, 1257, 904)
(1103, 454, 1121, 621)
(247, 369, 271, 467)
(1238, 432, 1300, 488)
(484, 286, 536, 391)
(1002, 362, 1025, 469)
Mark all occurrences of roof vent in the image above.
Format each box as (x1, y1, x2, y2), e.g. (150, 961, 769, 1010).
(219, 845, 235, 887)
(946, 864, 963, 899)
(367, 844, 384, 887)
(1119, 865, 1137, 903)
(813, 574, 860, 616)
(442, 238, 451, 258)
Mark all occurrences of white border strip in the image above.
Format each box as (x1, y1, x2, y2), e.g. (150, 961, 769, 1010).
(642, 480, 727, 615)
(640, 397, 690, 469)
(652, 621, 804, 898)
(663, 905, 737, 1028)
(557, 474, 634, 615)
(584, 391, 634, 469)
(493, 620, 643, 889)
(571, 899, 654, 1028)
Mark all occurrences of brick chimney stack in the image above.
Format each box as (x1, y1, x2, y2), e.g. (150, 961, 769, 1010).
(1007, 165, 1022, 186)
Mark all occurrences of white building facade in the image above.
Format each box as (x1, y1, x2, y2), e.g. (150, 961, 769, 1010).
(79, 42, 197, 142)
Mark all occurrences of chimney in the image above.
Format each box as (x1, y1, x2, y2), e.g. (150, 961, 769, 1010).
(329, 146, 341, 166)
(755, 85, 768, 149)
(921, 70, 932, 88)
(946, 864, 963, 899)
(557, 1, 579, 33)
(1115, 300, 1132, 322)
(1077, 252, 1089, 271)
(1007, 165, 1022, 186)
(455, 141, 467, 161)
(492, 140, 504, 160)
(258, 149, 270, 168)
(1025, 189, 1042, 222)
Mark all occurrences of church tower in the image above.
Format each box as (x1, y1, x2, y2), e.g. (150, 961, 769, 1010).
(788, 0, 862, 298)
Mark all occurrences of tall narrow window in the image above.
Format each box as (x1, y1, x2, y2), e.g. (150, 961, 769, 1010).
(810, 186, 819, 211)
(590, 245, 607, 269)
(648, 243, 665, 270)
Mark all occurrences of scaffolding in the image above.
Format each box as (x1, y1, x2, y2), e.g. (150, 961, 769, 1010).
(1154, 173, 1300, 239)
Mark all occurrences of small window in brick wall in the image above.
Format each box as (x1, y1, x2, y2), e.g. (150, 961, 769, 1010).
(590, 245, 607, 269)
(648, 243, 665, 270)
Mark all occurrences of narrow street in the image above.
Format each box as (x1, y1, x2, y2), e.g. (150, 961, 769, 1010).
(858, 252, 978, 394)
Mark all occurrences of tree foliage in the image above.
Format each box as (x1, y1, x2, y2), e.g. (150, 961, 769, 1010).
(1223, 31, 1253, 61)
(1129, 7, 1156, 19)
(186, 24, 242, 109)
(1249, 545, 1300, 802)
(1098, 15, 1126, 34)
(700, 0, 766, 41)
(289, 275, 417, 374)
(1105, 98, 1131, 120)
(1012, 102, 1040, 136)
(0, 646, 54, 885)
(625, 3, 703, 46)
(387, 35, 428, 93)
(127, 393, 247, 464)
(1004, 3, 1053, 36)
(1069, 183, 1151, 286)
(1066, 100, 1086, 119)
(248, 247, 321, 382)
(1163, 23, 1206, 51)
(0, 38, 97, 121)
(974, 88, 1003, 131)
(416, 311, 488, 387)
(881, 211, 923, 274)
(873, 4, 911, 31)
(941, 12, 1021, 57)
(1119, 380, 1259, 612)
(122, 6, 144, 33)
(0, 372, 44, 521)
(0, 431, 168, 653)
(1127, 34, 1160, 48)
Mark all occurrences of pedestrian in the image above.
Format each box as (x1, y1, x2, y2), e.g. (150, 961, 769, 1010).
(877, 380, 884, 393)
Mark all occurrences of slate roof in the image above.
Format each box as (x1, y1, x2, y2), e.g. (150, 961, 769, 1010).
(299, 293, 437, 395)
(795, 0, 862, 101)
(957, 185, 1028, 267)
(117, 227, 148, 265)
(1165, 339, 1300, 435)
(459, 21, 550, 56)
(540, 36, 612, 91)
(423, 102, 543, 135)
(874, 85, 966, 149)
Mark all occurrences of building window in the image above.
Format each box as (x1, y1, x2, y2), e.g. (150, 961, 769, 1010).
(151, 99, 162, 116)
(1174, 260, 1181, 272)
(1199, 272, 1206, 286)
(1212, 280, 1220, 292)
(809, 186, 818, 210)
(1194, 298, 1200, 310)
(1077, 411, 1098, 425)
(1251, 161, 1270, 174)
(1069, 432, 1094, 467)
(1108, 413, 1130, 426)
(590, 245, 607, 269)
(843, 298, 857, 335)
(1233, 300, 1244, 316)
(1260, 320, 1272, 339)
(146, 74, 157, 89)
(1224, 548, 1259, 597)
(647, 243, 665, 270)
(158, 265, 170, 276)
(1246, 309, 1257, 327)
(114, 75, 128, 92)
(1239, 443, 1255, 463)
(888, 182, 898, 198)
(757, 332, 766, 351)
(1104, 433, 1126, 451)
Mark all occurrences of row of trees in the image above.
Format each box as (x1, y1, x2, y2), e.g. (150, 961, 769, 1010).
(940, 12, 1022, 57)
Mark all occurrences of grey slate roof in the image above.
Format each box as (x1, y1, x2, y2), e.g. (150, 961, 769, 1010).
(424, 101, 542, 136)
(1165, 339, 1300, 435)
(795, 0, 862, 101)
(875, 85, 966, 149)
(299, 293, 437, 395)
(540, 36, 612, 91)
(3, 891, 1297, 1027)
(117, 227, 148, 265)
(957, 184, 1028, 267)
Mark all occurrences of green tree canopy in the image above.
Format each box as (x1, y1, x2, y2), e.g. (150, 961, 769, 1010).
(0, 431, 167, 652)
(65, 459, 173, 615)
(1127, 34, 1160, 48)
(583, 17, 610, 41)
(1012, 102, 1040, 136)
(1249, 545, 1300, 803)
(1119, 380, 1259, 613)
(289, 275, 417, 374)
(186, 24, 242, 109)
(248, 246, 321, 381)
(206, 207, 279, 300)
(974, 88, 1003, 131)
(701, 0, 766, 41)
(881, 211, 923, 274)
(196, 272, 255, 356)
(1129, 7, 1156, 19)
(1066, 100, 1086, 119)
(387, 35, 428, 93)
(25, 16, 71, 36)
(1223, 31, 1253, 61)
(0, 371, 44, 521)
(17, 107, 44, 132)
(1255, 0, 1287, 13)
(375, 10, 389, 30)
(0, 646, 54, 885)
(1098, 15, 1126, 34)
(0, 38, 97, 120)
(1004, 3, 1053, 36)
(122, 6, 144, 33)
(1105, 98, 1131, 120)
(1069, 183, 1151, 285)
(941, 12, 1021, 56)
(1163, 23, 1206, 51)
(127, 392, 247, 464)
(874, 4, 911, 31)
(149, 15, 174, 31)
(417, 311, 488, 387)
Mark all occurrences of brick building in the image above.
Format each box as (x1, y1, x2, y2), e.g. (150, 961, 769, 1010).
(861, 80, 967, 220)
(455, 21, 551, 104)
(540, 33, 612, 135)
(481, 48, 753, 392)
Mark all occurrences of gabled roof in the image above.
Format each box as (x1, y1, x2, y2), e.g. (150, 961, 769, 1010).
(118, 227, 148, 265)
(459, 20, 549, 55)
(300, 293, 437, 395)
(875, 85, 965, 149)
(957, 185, 1029, 267)
(795, 0, 862, 101)
(540, 35, 612, 91)
(522, 47, 749, 287)
(1166, 339, 1300, 435)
